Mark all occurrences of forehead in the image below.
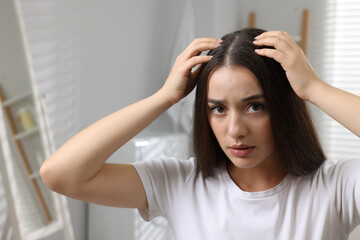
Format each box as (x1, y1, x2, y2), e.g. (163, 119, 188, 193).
(207, 66, 263, 98)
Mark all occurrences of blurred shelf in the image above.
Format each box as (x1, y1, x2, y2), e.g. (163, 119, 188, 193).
(28, 172, 41, 180)
(14, 126, 39, 140)
(2, 91, 32, 107)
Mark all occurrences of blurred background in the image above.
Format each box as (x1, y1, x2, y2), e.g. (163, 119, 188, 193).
(0, 0, 360, 239)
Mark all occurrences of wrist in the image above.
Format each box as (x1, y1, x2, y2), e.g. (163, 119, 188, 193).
(155, 88, 177, 108)
(307, 78, 330, 104)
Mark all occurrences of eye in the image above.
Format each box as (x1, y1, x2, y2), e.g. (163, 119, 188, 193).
(247, 103, 265, 112)
(209, 105, 226, 115)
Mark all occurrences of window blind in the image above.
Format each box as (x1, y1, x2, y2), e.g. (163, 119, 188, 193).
(308, 0, 360, 161)
(13, 0, 79, 239)
(18, 0, 80, 149)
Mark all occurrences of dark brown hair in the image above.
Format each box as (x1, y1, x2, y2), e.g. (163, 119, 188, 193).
(193, 28, 326, 178)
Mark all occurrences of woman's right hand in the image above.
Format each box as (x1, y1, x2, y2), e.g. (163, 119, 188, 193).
(160, 38, 222, 105)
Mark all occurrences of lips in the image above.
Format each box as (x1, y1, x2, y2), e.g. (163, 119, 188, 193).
(229, 144, 255, 157)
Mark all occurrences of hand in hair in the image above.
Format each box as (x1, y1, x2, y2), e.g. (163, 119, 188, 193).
(253, 31, 323, 102)
(160, 38, 222, 105)
(254, 30, 360, 138)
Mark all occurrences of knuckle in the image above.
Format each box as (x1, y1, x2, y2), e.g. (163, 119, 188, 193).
(188, 39, 197, 48)
(298, 48, 305, 55)
(274, 38, 282, 46)
(176, 54, 183, 61)
(275, 30, 285, 36)
(187, 57, 195, 66)
(293, 47, 302, 56)
(273, 51, 279, 59)
(189, 46, 197, 54)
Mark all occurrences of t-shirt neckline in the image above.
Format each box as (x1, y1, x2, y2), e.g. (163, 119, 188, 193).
(220, 164, 292, 199)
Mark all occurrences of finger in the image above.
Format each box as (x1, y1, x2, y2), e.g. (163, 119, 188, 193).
(184, 38, 221, 53)
(189, 38, 222, 45)
(183, 38, 222, 52)
(255, 30, 288, 40)
(182, 41, 221, 60)
(254, 48, 286, 64)
(253, 37, 293, 53)
(184, 55, 213, 72)
(255, 31, 297, 47)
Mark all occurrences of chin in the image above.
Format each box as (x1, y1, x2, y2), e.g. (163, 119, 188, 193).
(228, 157, 261, 169)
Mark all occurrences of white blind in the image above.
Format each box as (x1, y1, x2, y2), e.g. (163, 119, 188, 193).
(14, 1, 78, 239)
(309, 0, 360, 160)
(17, 0, 80, 149)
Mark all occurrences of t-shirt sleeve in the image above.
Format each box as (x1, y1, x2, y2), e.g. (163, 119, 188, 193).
(131, 157, 195, 221)
(324, 158, 360, 233)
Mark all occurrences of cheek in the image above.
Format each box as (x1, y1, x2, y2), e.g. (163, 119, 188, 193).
(208, 117, 224, 141)
(255, 117, 275, 146)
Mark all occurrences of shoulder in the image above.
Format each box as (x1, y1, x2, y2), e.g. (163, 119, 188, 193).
(292, 158, 360, 191)
(308, 158, 360, 193)
(132, 156, 196, 172)
(318, 158, 360, 177)
(317, 158, 360, 231)
(132, 157, 196, 185)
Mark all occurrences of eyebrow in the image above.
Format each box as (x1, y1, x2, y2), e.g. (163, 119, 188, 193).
(242, 94, 264, 102)
(208, 94, 264, 104)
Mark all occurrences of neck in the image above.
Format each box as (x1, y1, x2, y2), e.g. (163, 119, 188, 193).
(227, 160, 287, 192)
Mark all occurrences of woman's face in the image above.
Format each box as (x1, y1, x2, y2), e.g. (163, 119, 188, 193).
(207, 65, 278, 171)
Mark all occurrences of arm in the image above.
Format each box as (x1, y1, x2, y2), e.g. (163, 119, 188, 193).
(40, 92, 171, 209)
(253, 31, 360, 138)
(40, 38, 221, 208)
(308, 81, 360, 138)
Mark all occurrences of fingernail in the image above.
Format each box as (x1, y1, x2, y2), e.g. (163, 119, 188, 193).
(217, 39, 223, 43)
(254, 35, 260, 39)
(255, 49, 261, 53)
(253, 40, 259, 44)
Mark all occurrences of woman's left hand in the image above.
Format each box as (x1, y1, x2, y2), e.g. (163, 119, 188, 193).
(253, 31, 322, 101)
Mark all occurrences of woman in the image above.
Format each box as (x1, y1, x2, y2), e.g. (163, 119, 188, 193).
(40, 28, 360, 239)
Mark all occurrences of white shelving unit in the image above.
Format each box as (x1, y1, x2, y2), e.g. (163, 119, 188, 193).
(0, 0, 75, 239)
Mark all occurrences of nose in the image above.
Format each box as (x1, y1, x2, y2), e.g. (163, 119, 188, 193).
(227, 112, 248, 139)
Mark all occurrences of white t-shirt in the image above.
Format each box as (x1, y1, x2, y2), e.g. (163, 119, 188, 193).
(132, 157, 360, 240)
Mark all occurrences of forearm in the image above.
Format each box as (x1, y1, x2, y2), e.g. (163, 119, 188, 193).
(40, 89, 173, 190)
(309, 79, 360, 138)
